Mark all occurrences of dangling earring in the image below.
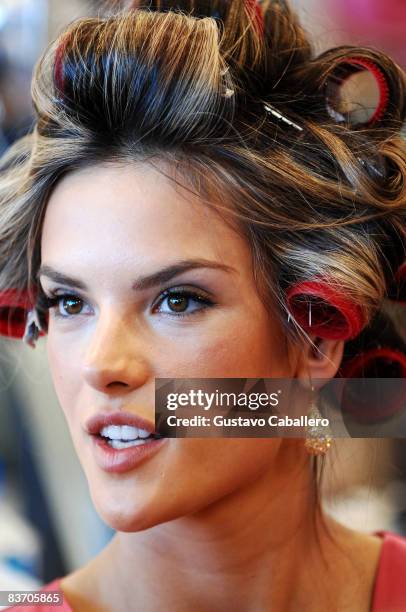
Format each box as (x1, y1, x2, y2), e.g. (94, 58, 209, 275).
(304, 384, 333, 456)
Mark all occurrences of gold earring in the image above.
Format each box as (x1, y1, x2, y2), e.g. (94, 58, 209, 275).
(304, 384, 332, 456)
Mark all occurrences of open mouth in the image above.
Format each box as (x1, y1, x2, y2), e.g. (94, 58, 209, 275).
(96, 424, 163, 449)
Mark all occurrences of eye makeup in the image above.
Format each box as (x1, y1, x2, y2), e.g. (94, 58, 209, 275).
(37, 284, 217, 320)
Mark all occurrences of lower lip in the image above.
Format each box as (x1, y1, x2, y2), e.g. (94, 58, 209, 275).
(90, 435, 168, 474)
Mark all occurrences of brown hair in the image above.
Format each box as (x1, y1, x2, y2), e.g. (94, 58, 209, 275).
(1, 1, 405, 339)
(0, 0, 405, 550)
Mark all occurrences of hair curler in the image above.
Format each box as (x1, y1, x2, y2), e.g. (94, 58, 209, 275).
(0, 289, 46, 342)
(246, 0, 264, 36)
(325, 56, 391, 128)
(286, 278, 366, 341)
(53, 34, 70, 96)
(388, 261, 406, 305)
(332, 311, 406, 425)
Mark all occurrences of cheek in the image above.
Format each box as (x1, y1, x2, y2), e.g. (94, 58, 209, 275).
(88, 438, 282, 532)
(173, 318, 289, 377)
(46, 334, 82, 423)
(174, 439, 281, 492)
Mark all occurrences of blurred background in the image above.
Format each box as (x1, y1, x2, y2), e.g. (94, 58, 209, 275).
(0, 0, 405, 595)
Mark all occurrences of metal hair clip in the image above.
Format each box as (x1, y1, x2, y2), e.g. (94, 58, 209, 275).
(220, 66, 235, 98)
(287, 302, 312, 325)
(264, 104, 303, 132)
(23, 308, 42, 349)
(357, 156, 386, 180)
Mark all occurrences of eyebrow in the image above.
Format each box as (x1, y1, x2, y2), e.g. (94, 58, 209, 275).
(37, 259, 236, 292)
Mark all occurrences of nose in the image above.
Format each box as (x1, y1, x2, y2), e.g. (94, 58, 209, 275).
(82, 307, 150, 394)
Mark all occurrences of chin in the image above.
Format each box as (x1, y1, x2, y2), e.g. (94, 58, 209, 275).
(88, 479, 189, 533)
(91, 490, 163, 532)
(98, 506, 156, 533)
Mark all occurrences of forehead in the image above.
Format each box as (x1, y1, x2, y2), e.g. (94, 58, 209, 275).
(41, 162, 253, 279)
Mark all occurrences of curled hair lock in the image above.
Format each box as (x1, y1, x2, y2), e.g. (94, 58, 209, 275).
(0, 0, 404, 368)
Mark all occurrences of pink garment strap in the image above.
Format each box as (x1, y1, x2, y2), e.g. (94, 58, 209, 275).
(371, 530, 406, 611)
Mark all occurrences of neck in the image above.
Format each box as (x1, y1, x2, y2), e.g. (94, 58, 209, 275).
(91, 443, 340, 611)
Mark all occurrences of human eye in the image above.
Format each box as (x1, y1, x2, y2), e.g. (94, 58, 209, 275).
(38, 291, 92, 319)
(151, 286, 215, 318)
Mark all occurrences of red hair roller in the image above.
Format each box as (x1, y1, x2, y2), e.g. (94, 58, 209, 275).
(246, 0, 264, 37)
(54, 35, 70, 95)
(338, 347, 406, 379)
(286, 279, 366, 341)
(326, 56, 390, 127)
(389, 261, 406, 305)
(0, 289, 33, 339)
(334, 347, 406, 424)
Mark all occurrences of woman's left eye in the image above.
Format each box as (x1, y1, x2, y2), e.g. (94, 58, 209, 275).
(153, 289, 214, 316)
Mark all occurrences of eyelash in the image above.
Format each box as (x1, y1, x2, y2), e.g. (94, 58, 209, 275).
(38, 287, 215, 320)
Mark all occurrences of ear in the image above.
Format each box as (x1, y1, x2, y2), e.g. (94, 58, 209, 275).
(294, 335, 345, 389)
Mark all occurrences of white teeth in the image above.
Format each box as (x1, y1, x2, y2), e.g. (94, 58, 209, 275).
(108, 439, 150, 449)
(137, 428, 151, 438)
(100, 425, 152, 440)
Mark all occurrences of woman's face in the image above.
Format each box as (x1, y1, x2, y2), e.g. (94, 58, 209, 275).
(40, 162, 300, 532)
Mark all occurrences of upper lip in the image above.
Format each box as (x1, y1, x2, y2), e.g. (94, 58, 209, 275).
(85, 411, 157, 436)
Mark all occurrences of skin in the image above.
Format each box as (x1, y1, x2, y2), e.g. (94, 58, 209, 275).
(39, 162, 383, 612)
